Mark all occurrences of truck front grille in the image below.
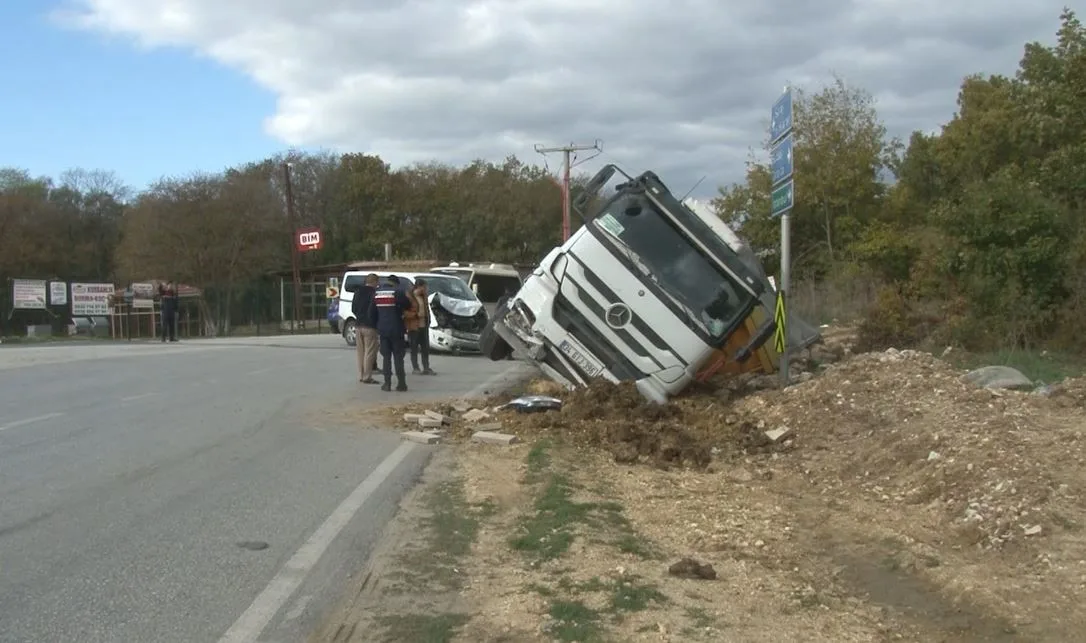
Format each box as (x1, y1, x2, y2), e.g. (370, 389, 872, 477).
(552, 294, 643, 382)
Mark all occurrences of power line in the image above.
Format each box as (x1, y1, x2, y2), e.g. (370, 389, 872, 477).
(534, 140, 602, 242)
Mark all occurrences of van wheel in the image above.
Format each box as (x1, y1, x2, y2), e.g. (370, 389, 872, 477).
(480, 301, 514, 361)
(343, 319, 357, 347)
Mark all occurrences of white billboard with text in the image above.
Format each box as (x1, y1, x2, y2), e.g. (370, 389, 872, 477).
(71, 283, 115, 316)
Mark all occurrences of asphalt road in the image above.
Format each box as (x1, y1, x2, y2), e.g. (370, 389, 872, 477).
(0, 334, 535, 643)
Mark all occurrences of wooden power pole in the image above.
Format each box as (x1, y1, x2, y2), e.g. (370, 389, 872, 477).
(534, 140, 602, 242)
(283, 162, 303, 331)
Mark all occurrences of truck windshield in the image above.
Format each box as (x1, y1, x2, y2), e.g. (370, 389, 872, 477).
(592, 194, 747, 339)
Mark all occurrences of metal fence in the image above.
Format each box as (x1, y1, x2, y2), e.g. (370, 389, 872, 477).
(0, 276, 340, 340)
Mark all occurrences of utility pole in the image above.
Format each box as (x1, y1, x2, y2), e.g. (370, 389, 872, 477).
(283, 162, 303, 332)
(534, 140, 602, 242)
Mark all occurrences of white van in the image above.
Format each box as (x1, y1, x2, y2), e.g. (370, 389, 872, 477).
(429, 262, 524, 317)
(337, 271, 488, 353)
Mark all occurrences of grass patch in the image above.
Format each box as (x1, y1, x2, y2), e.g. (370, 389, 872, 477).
(509, 472, 589, 560)
(510, 441, 658, 562)
(609, 575, 668, 612)
(684, 605, 715, 628)
(512, 440, 669, 641)
(375, 612, 469, 643)
(946, 348, 1086, 383)
(534, 574, 669, 641)
(547, 600, 603, 642)
(525, 438, 553, 480)
(388, 477, 495, 594)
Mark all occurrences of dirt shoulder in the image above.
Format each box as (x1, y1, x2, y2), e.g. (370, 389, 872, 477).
(307, 447, 495, 643)
(314, 340, 1086, 642)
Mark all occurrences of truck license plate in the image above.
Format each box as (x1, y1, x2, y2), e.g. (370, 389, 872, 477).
(558, 340, 602, 378)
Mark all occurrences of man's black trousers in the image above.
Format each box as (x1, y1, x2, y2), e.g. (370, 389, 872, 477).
(160, 310, 177, 341)
(379, 333, 407, 384)
(409, 329, 431, 370)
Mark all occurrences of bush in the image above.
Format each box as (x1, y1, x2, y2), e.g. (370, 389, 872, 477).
(856, 286, 940, 351)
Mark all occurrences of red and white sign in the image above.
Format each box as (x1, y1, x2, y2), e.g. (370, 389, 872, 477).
(296, 227, 323, 252)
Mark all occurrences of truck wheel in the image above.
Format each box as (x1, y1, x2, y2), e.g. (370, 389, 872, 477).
(479, 301, 514, 361)
(343, 319, 357, 347)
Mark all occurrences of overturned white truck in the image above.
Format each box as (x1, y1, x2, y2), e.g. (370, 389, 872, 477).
(479, 164, 820, 403)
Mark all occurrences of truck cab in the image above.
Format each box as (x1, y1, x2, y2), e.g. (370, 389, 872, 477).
(482, 164, 817, 403)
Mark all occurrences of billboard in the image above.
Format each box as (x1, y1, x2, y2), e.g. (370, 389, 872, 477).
(12, 279, 47, 310)
(71, 283, 115, 316)
(49, 281, 68, 306)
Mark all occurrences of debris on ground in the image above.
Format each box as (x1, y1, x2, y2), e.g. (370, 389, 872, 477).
(471, 430, 519, 445)
(667, 557, 717, 580)
(498, 395, 563, 413)
(402, 430, 441, 445)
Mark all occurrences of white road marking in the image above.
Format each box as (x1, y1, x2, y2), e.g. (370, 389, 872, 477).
(0, 412, 66, 432)
(120, 392, 158, 403)
(245, 367, 272, 376)
(218, 441, 416, 643)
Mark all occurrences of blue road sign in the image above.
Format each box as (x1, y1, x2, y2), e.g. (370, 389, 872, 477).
(770, 133, 793, 185)
(770, 89, 793, 144)
(771, 179, 794, 217)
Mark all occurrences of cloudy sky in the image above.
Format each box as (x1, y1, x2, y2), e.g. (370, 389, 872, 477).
(0, 1, 1071, 197)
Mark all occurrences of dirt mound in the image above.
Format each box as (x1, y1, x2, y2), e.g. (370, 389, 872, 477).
(489, 380, 720, 469)
(734, 348, 1086, 550)
(478, 346, 1086, 549)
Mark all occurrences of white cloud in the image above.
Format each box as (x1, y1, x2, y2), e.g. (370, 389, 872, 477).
(57, 0, 1069, 196)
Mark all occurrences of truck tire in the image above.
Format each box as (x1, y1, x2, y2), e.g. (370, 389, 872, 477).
(479, 301, 514, 361)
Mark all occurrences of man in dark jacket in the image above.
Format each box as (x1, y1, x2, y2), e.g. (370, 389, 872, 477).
(367, 275, 412, 391)
(159, 281, 178, 342)
(352, 274, 380, 384)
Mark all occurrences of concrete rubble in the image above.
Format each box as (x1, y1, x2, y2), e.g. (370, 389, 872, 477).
(397, 405, 519, 446)
(402, 431, 441, 445)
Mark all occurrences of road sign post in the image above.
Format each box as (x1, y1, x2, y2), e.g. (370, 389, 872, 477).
(769, 87, 795, 388)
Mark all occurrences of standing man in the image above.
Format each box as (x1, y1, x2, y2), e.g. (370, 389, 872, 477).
(368, 274, 412, 392)
(407, 278, 435, 375)
(352, 274, 380, 384)
(158, 280, 178, 343)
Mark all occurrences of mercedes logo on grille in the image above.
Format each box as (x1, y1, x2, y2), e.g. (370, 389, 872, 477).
(605, 303, 632, 329)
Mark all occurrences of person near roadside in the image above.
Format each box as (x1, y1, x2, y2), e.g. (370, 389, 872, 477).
(352, 274, 380, 384)
(405, 278, 435, 375)
(368, 274, 412, 392)
(158, 280, 179, 342)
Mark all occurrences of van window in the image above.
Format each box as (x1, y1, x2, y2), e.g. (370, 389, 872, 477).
(343, 275, 365, 293)
(473, 275, 522, 302)
(382, 276, 413, 290)
(433, 269, 473, 283)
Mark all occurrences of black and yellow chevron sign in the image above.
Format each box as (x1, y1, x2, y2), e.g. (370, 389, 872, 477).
(773, 291, 786, 354)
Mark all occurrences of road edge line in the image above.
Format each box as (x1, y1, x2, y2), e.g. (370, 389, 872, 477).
(218, 440, 417, 643)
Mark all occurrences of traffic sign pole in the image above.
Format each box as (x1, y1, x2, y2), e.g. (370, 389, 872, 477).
(768, 87, 795, 388)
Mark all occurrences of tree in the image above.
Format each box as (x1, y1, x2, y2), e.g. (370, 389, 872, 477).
(713, 75, 896, 278)
(114, 169, 283, 334)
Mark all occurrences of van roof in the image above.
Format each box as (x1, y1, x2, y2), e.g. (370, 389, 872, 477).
(341, 270, 469, 281)
(431, 263, 520, 276)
